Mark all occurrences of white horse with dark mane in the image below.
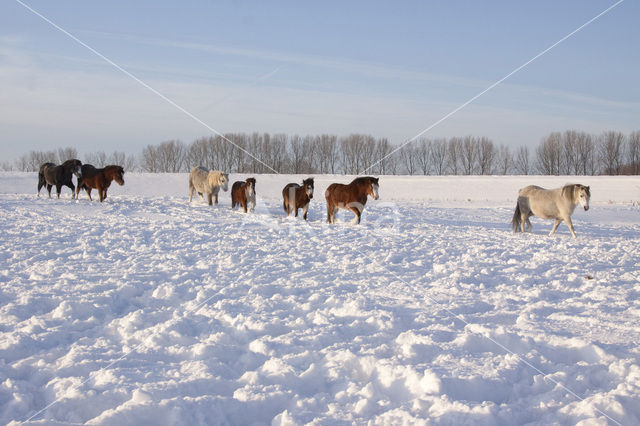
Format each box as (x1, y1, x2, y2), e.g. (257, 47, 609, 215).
(188, 166, 229, 206)
(512, 184, 590, 238)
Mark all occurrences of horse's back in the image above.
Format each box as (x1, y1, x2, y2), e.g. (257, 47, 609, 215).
(283, 183, 299, 196)
(189, 166, 208, 187)
(518, 185, 546, 197)
(231, 181, 244, 194)
(519, 185, 562, 219)
(81, 164, 99, 177)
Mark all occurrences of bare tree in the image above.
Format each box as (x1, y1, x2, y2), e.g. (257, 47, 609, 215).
(447, 137, 462, 175)
(430, 138, 448, 175)
(414, 139, 432, 175)
(575, 132, 596, 175)
(495, 144, 511, 175)
(316, 134, 338, 174)
(373, 138, 393, 175)
(477, 137, 496, 175)
(598, 131, 624, 175)
(340, 134, 360, 174)
(513, 146, 531, 175)
(56, 147, 79, 163)
(84, 151, 108, 167)
(626, 130, 640, 175)
(536, 132, 563, 175)
(1, 161, 15, 171)
(400, 143, 417, 175)
(140, 140, 186, 172)
(109, 151, 137, 171)
(460, 136, 478, 175)
(16, 150, 56, 171)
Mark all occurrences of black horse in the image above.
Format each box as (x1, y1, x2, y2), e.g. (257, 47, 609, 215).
(37, 159, 83, 198)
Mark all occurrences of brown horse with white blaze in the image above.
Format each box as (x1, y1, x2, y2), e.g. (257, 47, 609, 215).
(76, 164, 125, 202)
(231, 177, 256, 213)
(325, 176, 379, 224)
(283, 178, 314, 220)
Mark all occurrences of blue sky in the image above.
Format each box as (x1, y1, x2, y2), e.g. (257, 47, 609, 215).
(1, 0, 638, 161)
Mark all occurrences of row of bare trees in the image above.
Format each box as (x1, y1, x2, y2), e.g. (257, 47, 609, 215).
(9, 148, 137, 173)
(536, 130, 640, 176)
(4, 130, 639, 175)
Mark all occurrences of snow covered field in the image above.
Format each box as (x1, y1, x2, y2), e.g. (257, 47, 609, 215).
(1, 172, 639, 425)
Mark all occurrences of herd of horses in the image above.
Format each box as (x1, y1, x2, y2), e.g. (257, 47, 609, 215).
(35, 160, 591, 236)
(37, 159, 125, 202)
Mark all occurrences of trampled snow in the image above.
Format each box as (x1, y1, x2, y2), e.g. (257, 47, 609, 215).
(0, 172, 639, 425)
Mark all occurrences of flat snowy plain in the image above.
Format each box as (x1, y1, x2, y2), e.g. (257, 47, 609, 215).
(0, 172, 639, 425)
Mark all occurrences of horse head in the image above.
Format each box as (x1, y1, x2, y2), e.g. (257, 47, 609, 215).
(114, 166, 125, 185)
(246, 178, 256, 197)
(577, 185, 590, 211)
(369, 177, 380, 200)
(220, 173, 229, 192)
(303, 178, 314, 199)
(64, 159, 83, 178)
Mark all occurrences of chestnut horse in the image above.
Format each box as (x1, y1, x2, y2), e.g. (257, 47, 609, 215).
(282, 177, 314, 220)
(37, 159, 82, 199)
(325, 176, 379, 224)
(231, 177, 256, 213)
(76, 164, 125, 202)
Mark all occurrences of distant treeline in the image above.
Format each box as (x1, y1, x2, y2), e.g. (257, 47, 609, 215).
(4, 130, 640, 176)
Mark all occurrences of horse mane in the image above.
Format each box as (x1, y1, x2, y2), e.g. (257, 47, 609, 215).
(562, 183, 590, 200)
(207, 170, 227, 187)
(61, 159, 81, 167)
(350, 176, 378, 185)
(105, 165, 124, 171)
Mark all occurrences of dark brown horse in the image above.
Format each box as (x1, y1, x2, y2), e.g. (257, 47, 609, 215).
(37, 159, 82, 199)
(231, 177, 256, 213)
(76, 164, 125, 202)
(282, 178, 314, 220)
(325, 176, 379, 224)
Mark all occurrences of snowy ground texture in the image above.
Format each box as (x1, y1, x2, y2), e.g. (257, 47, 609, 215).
(1, 172, 639, 425)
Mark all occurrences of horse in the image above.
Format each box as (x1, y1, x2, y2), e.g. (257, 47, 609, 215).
(512, 184, 591, 238)
(76, 164, 125, 202)
(282, 178, 314, 220)
(189, 166, 229, 206)
(37, 159, 82, 199)
(231, 178, 256, 213)
(325, 176, 379, 224)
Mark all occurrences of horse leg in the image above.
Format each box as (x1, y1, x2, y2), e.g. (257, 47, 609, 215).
(189, 185, 194, 203)
(549, 218, 562, 236)
(565, 217, 577, 238)
(303, 204, 309, 221)
(56, 185, 62, 198)
(242, 200, 248, 213)
(326, 203, 333, 223)
(349, 206, 361, 224)
(207, 193, 213, 206)
(69, 183, 76, 199)
(214, 193, 219, 205)
(47, 184, 52, 198)
(294, 205, 299, 217)
(524, 214, 532, 232)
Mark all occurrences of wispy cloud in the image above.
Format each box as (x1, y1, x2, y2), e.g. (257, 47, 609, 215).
(78, 29, 639, 113)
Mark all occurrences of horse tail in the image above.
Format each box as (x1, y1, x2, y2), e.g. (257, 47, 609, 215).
(512, 202, 522, 233)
